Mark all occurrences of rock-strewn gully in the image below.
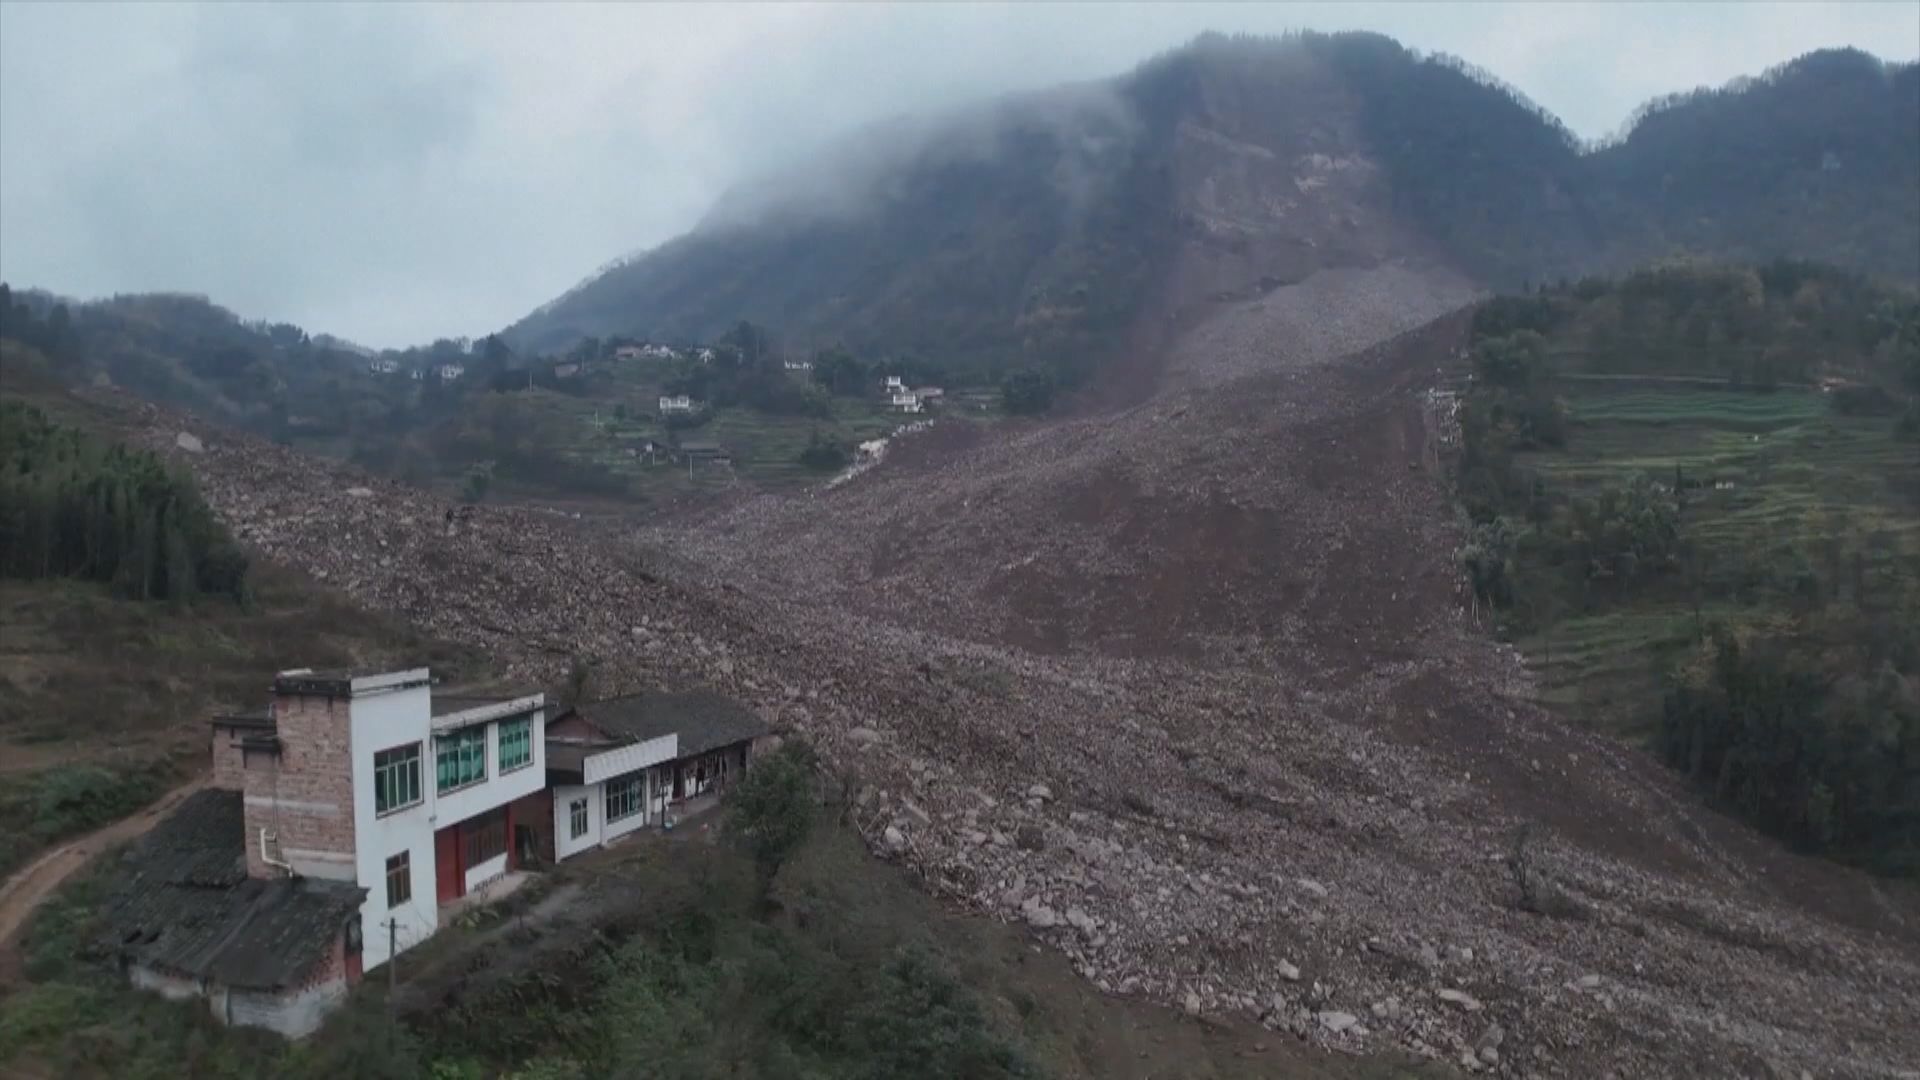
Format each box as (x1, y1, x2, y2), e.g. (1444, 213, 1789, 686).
(134, 268, 1916, 1078)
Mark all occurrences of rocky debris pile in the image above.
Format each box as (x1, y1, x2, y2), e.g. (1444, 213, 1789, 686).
(123, 266, 1920, 1078)
(1163, 262, 1480, 392)
(827, 419, 934, 490)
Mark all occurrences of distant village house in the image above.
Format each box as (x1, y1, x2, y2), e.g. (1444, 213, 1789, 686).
(658, 394, 696, 414)
(624, 436, 670, 462)
(675, 439, 732, 466)
(616, 343, 679, 362)
(435, 362, 466, 381)
(367, 357, 399, 375)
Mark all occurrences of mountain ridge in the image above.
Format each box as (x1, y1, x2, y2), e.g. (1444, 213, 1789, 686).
(505, 32, 1919, 384)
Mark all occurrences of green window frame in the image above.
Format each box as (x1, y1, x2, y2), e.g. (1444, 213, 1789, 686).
(605, 774, 643, 823)
(385, 851, 411, 907)
(499, 716, 533, 773)
(436, 728, 487, 793)
(374, 743, 422, 815)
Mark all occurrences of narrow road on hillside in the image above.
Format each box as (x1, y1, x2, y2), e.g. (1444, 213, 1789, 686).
(0, 775, 207, 983)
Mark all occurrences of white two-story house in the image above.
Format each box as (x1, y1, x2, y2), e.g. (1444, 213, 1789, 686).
(214, 668, 547, 970)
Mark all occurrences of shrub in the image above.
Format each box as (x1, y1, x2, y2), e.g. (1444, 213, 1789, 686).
(461, 462, 492, 504)
(797, 432, 850, 472)
(1000, 368, 1056, 415)
(0, 763, 168, 863)
(1829, 383, 1898, 417)
(725, 741, 819, 882)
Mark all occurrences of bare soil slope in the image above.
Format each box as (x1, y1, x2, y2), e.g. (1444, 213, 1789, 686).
(119, 265, 1919, 1077)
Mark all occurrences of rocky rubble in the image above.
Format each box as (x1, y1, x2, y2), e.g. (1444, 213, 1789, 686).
(123, 266, 1920, 1078)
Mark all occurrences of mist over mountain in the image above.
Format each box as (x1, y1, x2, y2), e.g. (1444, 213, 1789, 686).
(506, 32, 1919, 382)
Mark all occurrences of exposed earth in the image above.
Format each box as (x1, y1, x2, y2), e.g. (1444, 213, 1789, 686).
(107, 263, 1920, 1078)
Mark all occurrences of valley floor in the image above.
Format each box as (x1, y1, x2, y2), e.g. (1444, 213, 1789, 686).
(100, 264, 1920, 1077)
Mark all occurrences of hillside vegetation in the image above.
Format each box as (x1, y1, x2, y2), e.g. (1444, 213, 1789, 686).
(1455, 261, 1920, 873)
(0, 375, 479, 879)
(1, 401, 248, 604)
(3, 290, 967, 506)
(507, 33, 1918, 386)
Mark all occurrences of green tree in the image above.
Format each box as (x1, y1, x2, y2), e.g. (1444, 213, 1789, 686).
(810, 348, 869, 396)
(1474, 330, 1547, 388)
(725, 741, 819, 884)
(797, 431, 850, 471)
(1000, 368, 1055, 415)
(461, 462, 493, 504)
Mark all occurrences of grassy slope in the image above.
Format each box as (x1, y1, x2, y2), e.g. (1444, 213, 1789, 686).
(0, 570, 486, 879)
(5, 819, 1441, 1080)
(1511, 381, 1919, 740)
(0, 367, 489, 878)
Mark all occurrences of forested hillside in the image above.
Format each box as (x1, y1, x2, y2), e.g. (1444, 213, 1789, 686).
(510, 74, 1181, 387)
(1455, 261, 1920, 873)
(0, 283, 396, 440)
(507, 33, 1919, 385)
(1593, 49, 1920, 280)
(0, 400, 248, 605)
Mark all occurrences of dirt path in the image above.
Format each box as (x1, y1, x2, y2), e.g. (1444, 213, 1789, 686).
(0, 775, 208, 983)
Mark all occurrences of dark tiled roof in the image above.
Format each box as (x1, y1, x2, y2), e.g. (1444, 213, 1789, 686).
(102, 790, 364, 991)
(574, 690, 768, 758)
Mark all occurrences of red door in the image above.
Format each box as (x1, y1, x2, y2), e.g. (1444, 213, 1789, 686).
(435, 825, 462, 903)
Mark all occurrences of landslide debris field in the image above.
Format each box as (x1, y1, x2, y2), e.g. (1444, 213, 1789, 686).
(129, 267, 1917, 1078)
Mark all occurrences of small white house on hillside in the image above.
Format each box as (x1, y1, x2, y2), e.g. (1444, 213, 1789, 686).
(545, 691, 771, 859)
(658, 395, 695, 414)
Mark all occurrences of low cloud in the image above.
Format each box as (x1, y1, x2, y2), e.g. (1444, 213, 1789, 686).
(2, 2, 1913, 347)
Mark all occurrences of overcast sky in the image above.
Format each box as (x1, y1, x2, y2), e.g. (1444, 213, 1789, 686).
(2, 2, 1915, 348)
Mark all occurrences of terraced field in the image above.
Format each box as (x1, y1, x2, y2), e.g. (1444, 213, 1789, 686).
(1511, 382, 1920, 739)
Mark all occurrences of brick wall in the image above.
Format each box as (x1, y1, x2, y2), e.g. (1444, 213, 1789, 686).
(209, 724, 250, 791)
(243, 691, 356, 881)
